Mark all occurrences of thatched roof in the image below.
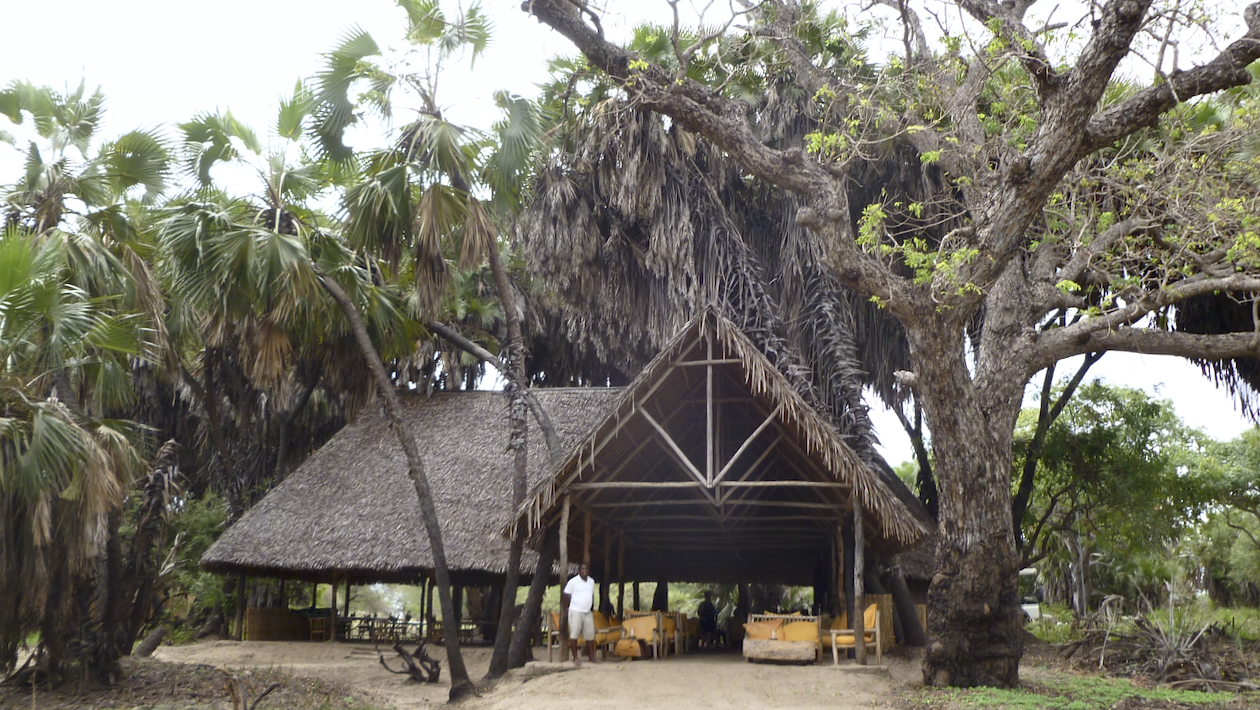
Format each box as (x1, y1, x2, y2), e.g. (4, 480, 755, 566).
(201, 388, 621, 585)
(509, 308, 932, 585)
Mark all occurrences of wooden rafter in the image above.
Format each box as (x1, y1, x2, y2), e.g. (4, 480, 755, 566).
(713, 403, 784, 483)
(638, 409, 710, 489)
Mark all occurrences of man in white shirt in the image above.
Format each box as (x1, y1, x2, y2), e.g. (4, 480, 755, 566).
(562, 562, 598, 665)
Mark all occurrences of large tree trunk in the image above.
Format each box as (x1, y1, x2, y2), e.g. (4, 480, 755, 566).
(910, 326, 1024, 688)
(318, 274, 474, 700)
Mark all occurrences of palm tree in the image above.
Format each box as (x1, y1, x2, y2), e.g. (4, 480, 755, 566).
(305, 1, 567, 690)
(0, 226, 149, 680)
(0, 81, 172, 681)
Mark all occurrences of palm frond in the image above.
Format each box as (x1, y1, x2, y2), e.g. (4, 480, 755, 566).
(178, 111, 261, 186)
(399, 0, 446, 44)
(458, 197, 496, 271)
(310, 27, 382, 163)
(100, 129, 169, 202)
(342, 156, 414, 267)
(277, 80, 313, 141)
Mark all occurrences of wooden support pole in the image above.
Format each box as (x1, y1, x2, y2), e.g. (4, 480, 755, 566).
(329, 579, 337, 644)
(421, 576, 430, 639)
(453, 584, 464, 627)
(706, 335, 713, 486)
(583, 509, 592, 566)
(235, 575, 246, 641)
(559, 496, 570, 661)
(854, 498, 866, 665)
(601, 528, 612, 612)
(343, 578, 351, 621)
(278, 578, 286, 608)
(617, 536, 626, 619)
(835, 526, 845, 618)
(633, 581, 640, 611)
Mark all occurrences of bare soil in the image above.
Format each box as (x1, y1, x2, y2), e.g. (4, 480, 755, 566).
(147, 641, 915, 709)
(0, 656, 374, 710)
(20, 638, 1248, 710)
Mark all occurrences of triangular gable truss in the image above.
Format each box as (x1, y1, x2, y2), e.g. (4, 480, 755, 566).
(510, 308, 927, 584)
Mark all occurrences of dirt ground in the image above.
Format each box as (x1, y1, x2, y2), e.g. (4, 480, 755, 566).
(152, 641, 917, 709)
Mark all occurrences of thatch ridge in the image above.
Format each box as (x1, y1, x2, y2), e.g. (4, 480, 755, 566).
(510, 307, 931, 547)
(201, 388, 622, 584)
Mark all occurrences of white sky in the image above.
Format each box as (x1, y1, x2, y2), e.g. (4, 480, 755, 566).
(3, 0, 1254, 464)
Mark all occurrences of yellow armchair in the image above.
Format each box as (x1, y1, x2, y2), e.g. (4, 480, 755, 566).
(826, 604, 881, 666)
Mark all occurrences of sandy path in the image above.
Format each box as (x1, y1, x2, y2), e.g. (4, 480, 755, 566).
(154, 641, 917, 710)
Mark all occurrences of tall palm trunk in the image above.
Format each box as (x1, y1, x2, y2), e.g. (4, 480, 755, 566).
(318, 274, 473, 700)
(484, 244, 529, 681)
(426, 317, 562, 673)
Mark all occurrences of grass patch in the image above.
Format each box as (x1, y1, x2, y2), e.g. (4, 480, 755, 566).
(1026, 605, 1081, 644)
(908, 667, 1254, 710)
(1027, 618, 1079, 645)
(1206, 606, 1260, 642)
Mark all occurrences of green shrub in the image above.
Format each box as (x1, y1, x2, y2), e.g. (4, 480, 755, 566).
(1206, 606, 1260, 641)
(909, 667, 1253, 709)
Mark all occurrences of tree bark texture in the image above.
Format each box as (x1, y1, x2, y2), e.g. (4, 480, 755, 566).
(908, 325, 1024, 687)
(96, 510, 126, 680)
(318, 274, 473, 700)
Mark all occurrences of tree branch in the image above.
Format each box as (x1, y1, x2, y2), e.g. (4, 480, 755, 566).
(1056, 218, 1159, 285)
(1011, 351, 1103, 548)
(524, 0, 919, 315)
(752, 1, 845, 97)
(955, 0, 1060, 100)
(1042, 326, 1260, 366)
(525, 0, 819, 194)
(425, 319, 563, 463)
(1223, 510, 1260, 550)
(1031, 271, 1260, 370)
(1084, 6, 1260, 151)
(871, 0, 930, 62)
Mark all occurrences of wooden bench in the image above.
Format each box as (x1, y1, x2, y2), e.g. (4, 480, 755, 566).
(742, 613, 822, 664)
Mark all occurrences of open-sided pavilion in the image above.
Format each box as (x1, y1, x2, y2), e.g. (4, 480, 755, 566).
(510, 309, 934, 658)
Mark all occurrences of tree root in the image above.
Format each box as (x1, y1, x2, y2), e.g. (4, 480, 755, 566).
(376, 641, 441, 683)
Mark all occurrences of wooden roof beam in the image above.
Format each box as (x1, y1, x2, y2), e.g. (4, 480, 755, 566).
(639, 408, 711, 493)
(675, 358, 742, 366)
(615, 513, 843, 524)
(571, 481, 703, 490)
(554, 336, 704, 493)
(713, 403, 784, 485)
